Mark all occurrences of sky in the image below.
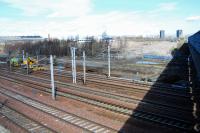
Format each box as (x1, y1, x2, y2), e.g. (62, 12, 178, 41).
(0, 0, 200, 38)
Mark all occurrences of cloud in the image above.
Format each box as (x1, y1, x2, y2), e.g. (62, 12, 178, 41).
(0, 12, 146, 37)
(0, 1, 199, 37)
(186, 16, 200, 21)
(158, 2, 177, 11)
(0, 0, 92, 17)
(148, 2, 177, 16)
(0, 11, 191, 38)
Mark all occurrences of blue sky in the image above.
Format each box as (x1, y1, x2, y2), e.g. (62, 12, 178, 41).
(0, 0, 200, 38)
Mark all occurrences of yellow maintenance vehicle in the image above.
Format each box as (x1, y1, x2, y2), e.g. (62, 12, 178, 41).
(10, 57, 23, 67)
(22, 57, 36, 68)
(22, 57, 47, 71)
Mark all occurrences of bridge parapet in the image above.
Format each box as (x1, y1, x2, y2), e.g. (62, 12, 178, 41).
(188, 31, 200, 85)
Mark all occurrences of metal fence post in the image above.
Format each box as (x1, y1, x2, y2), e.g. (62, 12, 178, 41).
(50, 55, 55, 100)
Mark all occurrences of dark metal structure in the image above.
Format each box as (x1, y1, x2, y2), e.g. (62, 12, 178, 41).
(188, 31, 200, 83)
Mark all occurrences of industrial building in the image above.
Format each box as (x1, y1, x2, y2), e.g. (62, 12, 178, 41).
(160, 30, 165, 39)
(176, 30, 183, 38)
(0, 36, 44, 44)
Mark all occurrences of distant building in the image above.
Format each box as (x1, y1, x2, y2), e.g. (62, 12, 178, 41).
(0, 36, 45, 45)
(48, 34, 51, 41)
(176, 30, 183, 38)
(0, 36, 44, 44)
(101, 32, 113, 41)
(102, 32, 108, 39)
(160, 30, 165, 39)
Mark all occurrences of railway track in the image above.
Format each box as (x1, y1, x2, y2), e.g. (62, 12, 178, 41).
(0, 70, 194, 131)
(5, 65, 189, 92)
(8, 67, 191, 100)
(30, 70, 193, 108)
(53, 68, 189, 89)
(0, 69, 193, 112)
(40, 69, 191, 96)
(0, 58, 190, 92)
(0, 100, 55, 133)
(0, 87, 116, 133)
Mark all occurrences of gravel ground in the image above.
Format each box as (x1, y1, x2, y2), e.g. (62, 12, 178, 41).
(0, 125, 10, 133)
(0, 114, 27, 133)
(0, 73, 180, 133)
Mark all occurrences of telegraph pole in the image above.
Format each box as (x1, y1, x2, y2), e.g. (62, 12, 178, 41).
(108, 44, 111, 77)
(50, 55, 55, 100)
(9, 58, 11, 71)
(37, 55, 39, 66)
(73, 47, 77, 83)
(26, 53, 29, 75)
(83, 51, 86, 84)
(9, 50, 11, 71)
(102, 32, 112, 78)
(26, 60, 29, 75)
(36, 51, 39, 66)
(71, 47, 74, 83)
(22, 50, 25, 62)
(71, 47, 77, 83)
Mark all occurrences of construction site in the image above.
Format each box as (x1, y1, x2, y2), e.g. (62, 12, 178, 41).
(0, 30, 199, 133)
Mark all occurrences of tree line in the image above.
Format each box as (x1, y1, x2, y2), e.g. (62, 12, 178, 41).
(4, 38, 108, 57)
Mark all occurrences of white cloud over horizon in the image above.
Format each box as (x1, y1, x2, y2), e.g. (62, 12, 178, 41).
(158, 2, 177, 11)
(0, 0, 199, 38)
(1, 0, 92, 17)
(186, 16, 200, 21)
